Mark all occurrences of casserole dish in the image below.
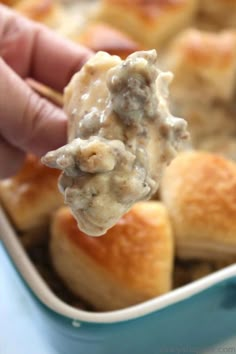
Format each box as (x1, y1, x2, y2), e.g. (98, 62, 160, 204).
(1, 204, 236, 354)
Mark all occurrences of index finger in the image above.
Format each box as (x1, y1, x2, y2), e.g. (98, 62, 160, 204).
(0, 4, 93, 91)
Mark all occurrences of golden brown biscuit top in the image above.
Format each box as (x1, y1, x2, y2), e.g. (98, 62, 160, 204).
(77, 23, 142, 58)
(56, 203, 172, 292)
(162, 152, 236, 237)
(0, 155, 61, 203)
(102, 0, 190, 22)
(12, 154, 60, 182)
(170, 29, 236, 69)
(14, 0, 56, 21)
(0, 0, 18, 5)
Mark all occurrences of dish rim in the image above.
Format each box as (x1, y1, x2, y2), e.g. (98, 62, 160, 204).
(1, 204, 236, 325)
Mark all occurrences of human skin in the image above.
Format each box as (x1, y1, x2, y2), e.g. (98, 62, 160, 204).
(0, 4, 92, 178)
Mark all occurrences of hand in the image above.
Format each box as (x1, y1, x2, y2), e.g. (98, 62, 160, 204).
(0, 4, 92, 178)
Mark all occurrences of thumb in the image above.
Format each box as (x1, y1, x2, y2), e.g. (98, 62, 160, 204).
(0, 58, 67, 157)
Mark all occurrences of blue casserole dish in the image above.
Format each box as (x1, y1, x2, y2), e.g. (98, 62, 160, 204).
(1, 205, 236, 354)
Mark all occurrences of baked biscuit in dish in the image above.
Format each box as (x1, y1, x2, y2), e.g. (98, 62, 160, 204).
(0, 155, 63, 232)
(164, 29, 236, 146)
(0, 0, 19, 5)
(94, 0, 197, 48)
(161, 151, 236, 261)
(200, 136, 236, 162)
(14, 0, 66, 29)
(50, 202, 174, 311)
(76, 23, 142, 59)
(196, 0, 236, 30)
(174, 259, 234, 288)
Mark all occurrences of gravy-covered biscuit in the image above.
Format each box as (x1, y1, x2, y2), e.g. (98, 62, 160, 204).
(42, 50, 188, 236)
